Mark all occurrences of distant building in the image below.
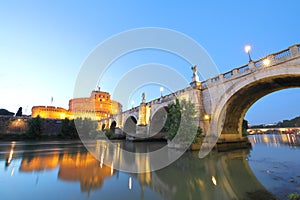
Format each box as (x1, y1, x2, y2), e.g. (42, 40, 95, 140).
(247, 127, 300, 134)
(31, 88, 122, 120)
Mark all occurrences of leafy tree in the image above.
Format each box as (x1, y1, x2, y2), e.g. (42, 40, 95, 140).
(26, 115, 43, 139)
(176, 99, 198, 144)
(278, 116, 300, 127)
(0, 109, 14, 116)
(251, 116, 300, 128)
(287, 192, 300, 200)
(164, 99, 181, 140)
(60, 118, 79, 139)
(193, 127, 203, 144)
(242, 119, 248, 136)
(16, 107, 22, 116)
(104, 129, 114, 139)
(165, 99, 199, 145)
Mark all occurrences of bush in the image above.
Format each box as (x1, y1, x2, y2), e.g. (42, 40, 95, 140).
(25, 116, 43, 139)
(104, 129, 114, 139)
(192, 127, 203, 144)
(288, 193, 300, 200)
(60, 118, 79, 139)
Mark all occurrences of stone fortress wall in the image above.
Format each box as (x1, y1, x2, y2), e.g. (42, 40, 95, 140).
(32, 88, 122, 120)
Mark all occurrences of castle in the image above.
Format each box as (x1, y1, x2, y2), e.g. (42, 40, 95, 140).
(31, 88, 122, 120)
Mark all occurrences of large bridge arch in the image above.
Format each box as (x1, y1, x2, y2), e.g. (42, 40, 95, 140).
(150, 102, 170, 120)
(110, 120, 117, 132)
(123, 115, 138, 136)
(149, 106, 169, 137)
(217, 71, 300, 137)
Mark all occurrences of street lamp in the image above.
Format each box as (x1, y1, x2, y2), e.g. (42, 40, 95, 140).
(263, 58, 271, 67)
(204, 114, 210, 120)
(160, 86, 164, 97)
(131, 100, 134, 108)
(244, 45, 252, 62)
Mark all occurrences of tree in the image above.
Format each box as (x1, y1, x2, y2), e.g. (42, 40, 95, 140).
(164, 99, 181, 140)
(278, 116, 300, 127)
(26, 115, 43, 139)
(0, 109, 14, 116)
(176, 99, 198, 145)
(165, 99, 199, 145)
(60, 118, 78, 139)
(16, 107, 22, 116)
(242, 119, 248, 136)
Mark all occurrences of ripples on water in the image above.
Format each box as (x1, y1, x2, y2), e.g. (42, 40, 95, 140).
(0, 134, 299, 200)
(248, 134, 300, 200)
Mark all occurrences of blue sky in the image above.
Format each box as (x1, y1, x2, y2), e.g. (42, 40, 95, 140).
(0, 1, 299, 125)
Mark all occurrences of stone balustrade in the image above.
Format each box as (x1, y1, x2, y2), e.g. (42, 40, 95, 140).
(201, 44, 300, 89)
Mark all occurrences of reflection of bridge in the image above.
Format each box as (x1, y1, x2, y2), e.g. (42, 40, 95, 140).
(95, 140, 275, 200)
(100, 44, 300, 142)
(248, 127, 300, 134)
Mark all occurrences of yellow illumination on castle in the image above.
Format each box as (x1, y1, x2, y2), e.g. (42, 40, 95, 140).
(31, 88, 122, 120)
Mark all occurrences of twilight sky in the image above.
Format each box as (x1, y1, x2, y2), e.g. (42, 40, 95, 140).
(0, 1, 299, 125)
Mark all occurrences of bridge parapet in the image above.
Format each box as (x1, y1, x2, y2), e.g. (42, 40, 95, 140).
(202, 44, 300, 89)
(144, 86, 193, 106)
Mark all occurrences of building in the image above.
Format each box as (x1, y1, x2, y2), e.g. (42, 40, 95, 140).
(31, 88, 122, 120)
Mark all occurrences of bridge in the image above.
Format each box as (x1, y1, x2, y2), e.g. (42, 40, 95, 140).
(99, 44, 300, 142)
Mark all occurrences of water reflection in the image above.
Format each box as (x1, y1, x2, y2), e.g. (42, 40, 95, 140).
(94, 140, 274, 200)
(249, 133, 300, 147)
(0, 141, 276, 200)
(5, 141, 15, 167)
(20, 152, 114, 192)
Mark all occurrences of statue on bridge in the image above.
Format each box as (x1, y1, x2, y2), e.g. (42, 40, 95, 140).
(142, 92, 146, 103)
(191, 65, 199, 82)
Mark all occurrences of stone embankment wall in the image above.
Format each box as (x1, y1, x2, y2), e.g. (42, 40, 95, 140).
(0, 116, 62, 135)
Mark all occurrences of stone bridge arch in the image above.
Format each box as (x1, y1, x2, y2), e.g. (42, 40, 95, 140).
(150, 102, 170, 120)
(110, 120, 117, 131)
(149, 106, 169, 137)
(216, 66, 300, 139)
(123, 115, 138, 136)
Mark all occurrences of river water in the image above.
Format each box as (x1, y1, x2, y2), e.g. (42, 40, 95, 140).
(0, 134, 299, 200)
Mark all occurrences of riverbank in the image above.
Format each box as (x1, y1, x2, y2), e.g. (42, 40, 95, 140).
(0, 132, 252, 152)
(0, 133, 80, 141)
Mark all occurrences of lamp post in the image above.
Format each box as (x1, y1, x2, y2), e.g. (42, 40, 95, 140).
(263, 58, 271, 67)
(160, 87, 164, 97)
(131, 100, 134, 108)
(244, 45, 252, 62)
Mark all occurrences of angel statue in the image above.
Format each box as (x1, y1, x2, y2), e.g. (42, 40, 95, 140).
(191, 65, 199, 82)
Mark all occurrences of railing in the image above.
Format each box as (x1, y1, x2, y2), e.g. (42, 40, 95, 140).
(223, 71, 233, 79)
(202, 81, 208, 87)
(274, 49, 290, 60)
(254, 60, 262, 67)
(237, 64, 249, 73)
(211, 76, 220, 83)
(200, 44, 300, 89)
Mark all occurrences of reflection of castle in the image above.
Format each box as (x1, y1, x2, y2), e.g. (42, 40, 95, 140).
(19, 152, 113, 192)
(31, 88, 122, 120)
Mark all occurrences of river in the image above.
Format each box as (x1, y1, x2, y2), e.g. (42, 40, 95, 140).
(0, 134, 299, 200)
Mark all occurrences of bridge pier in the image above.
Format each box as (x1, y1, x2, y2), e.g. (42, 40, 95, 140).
(136, 125, 149, 136)
(114, 127, 123, 135)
